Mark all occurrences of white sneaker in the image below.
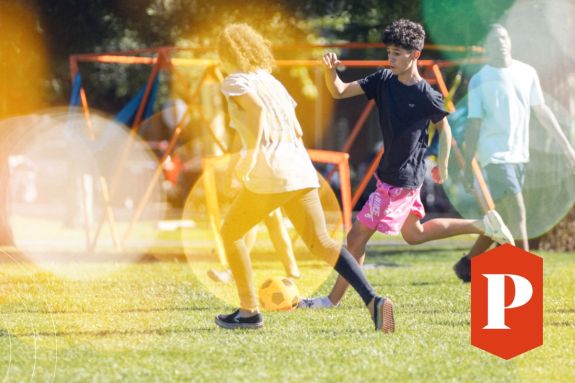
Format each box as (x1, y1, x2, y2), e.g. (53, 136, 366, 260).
(483, 210, 515, 246)
(207, 268, 233, 284)
(297, 296, 336, 309)
(285, 264, 302, 279)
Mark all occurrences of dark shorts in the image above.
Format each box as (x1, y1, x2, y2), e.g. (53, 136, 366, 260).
(484, 163, 526, 201)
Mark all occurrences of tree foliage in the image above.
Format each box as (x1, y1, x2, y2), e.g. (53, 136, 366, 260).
(1, 0, 522, 110)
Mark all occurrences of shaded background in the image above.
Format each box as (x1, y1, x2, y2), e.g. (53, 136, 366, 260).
(1, 0, 573, 250)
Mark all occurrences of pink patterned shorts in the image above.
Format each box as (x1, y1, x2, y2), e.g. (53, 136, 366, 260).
(357, 178, 425, 235)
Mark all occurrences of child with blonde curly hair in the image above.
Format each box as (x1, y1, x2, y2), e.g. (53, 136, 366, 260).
(213, 23, 394, 332)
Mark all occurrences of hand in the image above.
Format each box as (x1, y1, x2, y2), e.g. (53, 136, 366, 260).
(322, 52, 341, 71)
(431, 165, 448, 184)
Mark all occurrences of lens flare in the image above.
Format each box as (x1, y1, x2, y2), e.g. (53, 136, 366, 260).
(0, 2, 48, 118)
(444, 93, 575, 239)
(545, 0, 575, 64)
(181, 153, 343, 309)
(0, 250, 59, 379)
(2, 110, 168, 279)
(500, 0, 569, 75)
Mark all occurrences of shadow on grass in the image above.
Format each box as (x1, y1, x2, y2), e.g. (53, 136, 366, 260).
(548, 308, 575, 313)
(0, 327, 216, 338)
(368, 246, 468, 257)
(364, 262, 409, 269)
(402, 308, 469, 314)
(408, 281, 452, 286)
(431, 320, 470, 326)
(1, 306, 212, 314)
(370, 280, 456, 288)
(547, 321, 575, 327)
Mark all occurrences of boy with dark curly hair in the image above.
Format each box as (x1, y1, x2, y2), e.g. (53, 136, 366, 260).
(299, 19, 515, 309)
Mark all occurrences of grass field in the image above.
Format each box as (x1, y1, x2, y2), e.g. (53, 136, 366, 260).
(1, 245, 574, 382)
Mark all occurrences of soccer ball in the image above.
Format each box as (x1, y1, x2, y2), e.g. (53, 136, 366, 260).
(258, 276, 300, 311)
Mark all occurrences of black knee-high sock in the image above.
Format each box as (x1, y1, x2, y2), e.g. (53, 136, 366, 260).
(333, 247, 377, 305)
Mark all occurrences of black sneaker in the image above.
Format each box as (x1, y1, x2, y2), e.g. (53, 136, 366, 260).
(453, 255, 471, 283)
(373, 296, 395, 333)
(215, 309, 263, 329)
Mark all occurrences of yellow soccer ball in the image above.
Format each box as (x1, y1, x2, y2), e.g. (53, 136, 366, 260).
(258, 276, 300, 311)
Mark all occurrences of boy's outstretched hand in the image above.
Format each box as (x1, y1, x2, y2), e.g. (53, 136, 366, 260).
(431, 165, 448, 184)
(322, 52, 341, 70)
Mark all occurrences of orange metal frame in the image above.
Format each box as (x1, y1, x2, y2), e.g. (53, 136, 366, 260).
(69, 43, 487, 250)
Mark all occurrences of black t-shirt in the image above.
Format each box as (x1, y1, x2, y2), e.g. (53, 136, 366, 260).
(358, 69, 449, 188)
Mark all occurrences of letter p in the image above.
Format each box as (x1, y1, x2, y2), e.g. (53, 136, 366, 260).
(482, 274, 533, 330)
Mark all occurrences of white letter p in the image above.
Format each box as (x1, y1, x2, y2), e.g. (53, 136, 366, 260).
(483, 274, 533, 330)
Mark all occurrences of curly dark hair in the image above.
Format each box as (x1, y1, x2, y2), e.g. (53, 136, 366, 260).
(382, 19, 425, 51)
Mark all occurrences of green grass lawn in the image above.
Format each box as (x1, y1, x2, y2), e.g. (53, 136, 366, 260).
(1, 246, 574, 382)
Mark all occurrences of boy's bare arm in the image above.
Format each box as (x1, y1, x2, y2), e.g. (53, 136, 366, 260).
(435, 117, 452, 183)
(322, 52, 365, 99)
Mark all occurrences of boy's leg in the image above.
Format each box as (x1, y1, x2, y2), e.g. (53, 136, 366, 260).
(300, 220, 375, 308)
(400, 214, 482, 245)
(401, 210, 514, 246)
(455, 193, 527, 261)
(263, 209, 300, 278)
(300, 178, 395, 309)
(283, 190, 394, 331)
(403, 213, 483, 283)
(453, 191, 526, 282)
(282, 189, 378, 307)
(326, 220, 376, 305)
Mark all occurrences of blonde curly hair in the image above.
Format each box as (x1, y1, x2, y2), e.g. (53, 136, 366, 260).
(217, 23, 276, 73)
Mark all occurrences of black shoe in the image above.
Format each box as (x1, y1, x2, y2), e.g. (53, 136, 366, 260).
(215, 309, 263, 329)
(453, 255, 471, 283)
(372, 296, 395, 333)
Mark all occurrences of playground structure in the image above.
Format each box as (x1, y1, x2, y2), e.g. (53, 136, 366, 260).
(68, 42, 495, 254)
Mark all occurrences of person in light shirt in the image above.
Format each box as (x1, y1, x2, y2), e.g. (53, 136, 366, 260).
(453, 24, 575, 282)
